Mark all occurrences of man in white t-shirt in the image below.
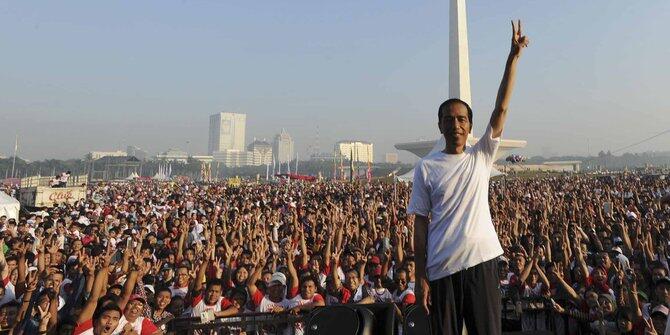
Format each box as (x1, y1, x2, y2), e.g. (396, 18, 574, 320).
(409, 21, 529, 335)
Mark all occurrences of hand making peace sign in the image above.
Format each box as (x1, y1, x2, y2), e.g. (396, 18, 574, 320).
(511, 20, 530, 57)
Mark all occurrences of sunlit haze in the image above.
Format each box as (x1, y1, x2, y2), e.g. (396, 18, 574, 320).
(1, 0, 669, 161)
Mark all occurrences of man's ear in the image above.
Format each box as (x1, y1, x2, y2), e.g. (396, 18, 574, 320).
(438, 121, 444, 134)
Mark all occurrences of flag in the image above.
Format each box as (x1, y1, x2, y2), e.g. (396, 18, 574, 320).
(295, 153, 299, 175)
(339, 153, 344, 181)
(366, 147, 372, 182)
(349, 147, 354, 182)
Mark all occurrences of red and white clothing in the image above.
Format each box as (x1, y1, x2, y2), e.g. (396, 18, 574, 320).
(190, 293, 234, 317)
(0, 276, 15, 305)
(169, 284, 189, 298)
(112, 315, 158, 335)
(72, 319, 94, 335)
(288, 293, 325, 335)
(392, 288, 416, 307)
(250, 287, 298, 312)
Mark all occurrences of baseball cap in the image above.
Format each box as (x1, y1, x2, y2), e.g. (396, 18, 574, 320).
(144, 285, 155, 294)
(656, 277, 670, 287)
(652, 305, 669, 317)
(268, 272, 287, 287)
(129, 294, 147, 304)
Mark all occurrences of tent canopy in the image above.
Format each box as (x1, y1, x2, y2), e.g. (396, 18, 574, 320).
(397, 138, 505, 183)
(0, 192, 20, 220)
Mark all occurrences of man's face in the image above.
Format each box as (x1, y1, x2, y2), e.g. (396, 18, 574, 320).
(655, 283, 670, 304)
(585, 291, 599, 308)
(206, 284, 222, 305)
(653, 268, 667, 284)
(597, 253, 612, 269)
(176, 268, 190, 286)
(0, 306, 18, 328)
(46, 273, 64, 290)
(125, 300, 145, 320)
(438, 103, 471, 149)
(406, 261, 415, 277)
(301, 280, 317, 299)
(513, 256, 526, 273)
(268, 283, 285, 300)
(395, 271, 408, 292)
(345, 271, 359, 291)
(94, 310, 121, 335)
(6, 259, 17, 273)
(156, 291, 171, 309)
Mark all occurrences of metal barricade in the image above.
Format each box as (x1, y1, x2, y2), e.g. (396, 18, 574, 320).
(167, 312, 307, 335)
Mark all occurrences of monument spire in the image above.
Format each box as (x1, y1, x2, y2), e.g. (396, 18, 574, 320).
(449, 0, 471, 107)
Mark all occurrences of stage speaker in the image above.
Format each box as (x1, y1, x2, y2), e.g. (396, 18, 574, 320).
(352, 303, 395, 335)
(306, 303, 396, 335)
(306, 305, 363, 335)
(403, 305, 431, 335)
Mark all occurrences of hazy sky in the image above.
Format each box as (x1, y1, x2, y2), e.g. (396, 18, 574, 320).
(1, 0, 669, 162)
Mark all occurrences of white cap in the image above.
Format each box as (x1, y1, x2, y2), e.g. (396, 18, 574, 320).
(652, 304, 669, 316)
(269, 272, 287, 287)
(612, 246, 623, 254)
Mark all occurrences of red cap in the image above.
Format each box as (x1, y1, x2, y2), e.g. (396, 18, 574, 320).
(129, 294, 147, 304)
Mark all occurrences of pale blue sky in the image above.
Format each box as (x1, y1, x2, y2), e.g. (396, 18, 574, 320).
(1, 0, 669, 161)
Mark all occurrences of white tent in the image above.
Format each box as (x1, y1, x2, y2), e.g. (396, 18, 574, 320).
(126, 172, 140, 180)
(0, 192, 20, 220)
(397, 137, 505, 183)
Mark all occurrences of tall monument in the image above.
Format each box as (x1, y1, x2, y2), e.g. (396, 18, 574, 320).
(449, 0, 471, 107)
(395, 0, 526, 161)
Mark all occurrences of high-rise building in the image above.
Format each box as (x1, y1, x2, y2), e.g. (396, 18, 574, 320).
(247, 139, 273, 166)
(209, 112, 246, 154)
(126, 146, 148, 161)
(334, 141, 374, 163)
(384, 153, 399, 164)
(273, 129, 294, 164)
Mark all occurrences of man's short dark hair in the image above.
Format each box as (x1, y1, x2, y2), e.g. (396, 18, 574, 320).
(93, 303, 122, 321)
(206, 278, 224, 290)
(438, 98, 473, 125)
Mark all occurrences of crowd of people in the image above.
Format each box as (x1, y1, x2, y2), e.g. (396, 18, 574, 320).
(0, 170, 668, 335)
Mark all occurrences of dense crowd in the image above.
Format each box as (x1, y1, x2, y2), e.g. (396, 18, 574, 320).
(0, 171, 668, 335)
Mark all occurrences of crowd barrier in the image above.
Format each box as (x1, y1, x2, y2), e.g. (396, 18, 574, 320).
(165, 301, 561, 335)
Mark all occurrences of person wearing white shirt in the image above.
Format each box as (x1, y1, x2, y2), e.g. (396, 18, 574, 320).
(409, 21, 529, 335)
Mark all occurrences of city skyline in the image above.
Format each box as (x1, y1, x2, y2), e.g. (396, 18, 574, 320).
(1, 1, 669, 161)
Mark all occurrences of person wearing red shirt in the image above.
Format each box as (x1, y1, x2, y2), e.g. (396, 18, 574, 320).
(72, 304, 123, 335)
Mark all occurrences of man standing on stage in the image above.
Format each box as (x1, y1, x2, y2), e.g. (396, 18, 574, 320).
(409, 21, 529, 335)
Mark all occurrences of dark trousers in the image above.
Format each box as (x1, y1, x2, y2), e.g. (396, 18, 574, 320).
(429, 258, 501, 335)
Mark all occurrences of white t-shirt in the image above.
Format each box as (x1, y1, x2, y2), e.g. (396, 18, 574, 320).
(408, 124, 503, 281)
(169, 284, 189, 298)
(288, 293, 325, 335)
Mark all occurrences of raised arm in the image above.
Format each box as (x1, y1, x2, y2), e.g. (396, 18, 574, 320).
(194, 246, 214, 295)
(490, 20, 529, 138)
(246, 257, 266, 298)
(330, 248, 343, 291)
(287, 246, 300, 296)
(77, 259, 110, 323)
(0, 239, 8, 280)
